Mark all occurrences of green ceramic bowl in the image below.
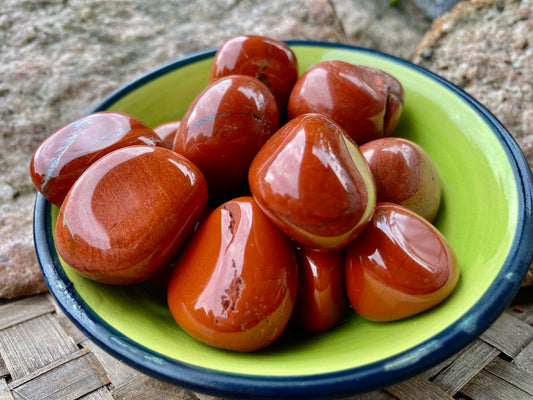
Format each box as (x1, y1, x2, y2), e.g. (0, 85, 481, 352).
(34, 41, 533, 399)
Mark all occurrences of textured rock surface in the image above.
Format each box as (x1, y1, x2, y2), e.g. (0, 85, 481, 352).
(0, 195, 48, 298)
(413, 0, 533, 286)
(414, 0, 532, 165)
(0, 0, 431, 298)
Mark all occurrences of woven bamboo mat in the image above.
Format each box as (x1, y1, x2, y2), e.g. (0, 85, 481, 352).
(0, 288, 532, 400)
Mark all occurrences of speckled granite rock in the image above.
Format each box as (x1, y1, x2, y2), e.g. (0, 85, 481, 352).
(414, 0, 532, 166)
(0, 0, 430, 298)
(0, 195, 48, 298)
(328, 0, 431, 57)
(413, 0, 533, 286)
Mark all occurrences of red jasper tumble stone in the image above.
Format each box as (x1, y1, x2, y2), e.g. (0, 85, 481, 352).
(292, 246, 349, 332)
(54, 145, 208, 285)
(29, 111, 162, 206)
(248, 113, 376, 251)
(209, 35, 298, 118)
(167, 196, 298, 352)
(345, 202, 459, 322)
(174, 75, 279, 199)
(360, 137, 441, 222)
(288, 61, 404, 145)
(153, 120, 181, 150)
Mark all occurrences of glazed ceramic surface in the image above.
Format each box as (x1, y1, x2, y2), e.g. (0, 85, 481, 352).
(34, 41, 533, 399)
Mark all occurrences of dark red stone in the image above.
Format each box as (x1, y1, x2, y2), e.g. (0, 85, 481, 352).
(174, 75, 279, 198)
(292, 246, 348, 332)
(209, 35, 298, 118)
(30, 111, 162, 205)
(153, 120, 181, 150)
(288, 61, 404, 145)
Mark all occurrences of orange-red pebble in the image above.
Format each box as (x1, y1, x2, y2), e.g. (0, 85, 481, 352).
(167, 196, 298, 352)
(55, 145, 208, 285)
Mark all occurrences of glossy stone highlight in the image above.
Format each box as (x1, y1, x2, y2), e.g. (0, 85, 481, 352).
(249, 113, 376, 250)
(30, 111, 162, 206)
(153, 120, 181, 150)
(346, 202, 459, 321)
(292, 246, 348, 332)
(174, 75, 279, 198)
(360, 137, 441, 222)
(167, 196, 297, 352)
(288, 61, 404, 145)
(55, 145, 208, 285)
(209, 35, 298, 118)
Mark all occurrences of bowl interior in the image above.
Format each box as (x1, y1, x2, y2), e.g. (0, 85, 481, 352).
(37, 42, 532, 396)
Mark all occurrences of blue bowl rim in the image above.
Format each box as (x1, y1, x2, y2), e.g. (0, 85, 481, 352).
(33, 40, 533, 399)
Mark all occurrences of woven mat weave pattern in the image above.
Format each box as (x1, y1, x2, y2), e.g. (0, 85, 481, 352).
(1, 290, 532, 400)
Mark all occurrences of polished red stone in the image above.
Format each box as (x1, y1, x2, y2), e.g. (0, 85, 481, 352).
(55, 145, 208, 285)
(292, 246, 348, 332)
(360, 137, 441, 222)
(346, 202, 459, 321)
(30, 111, 162, 205)
(167, 196, 297, 352)
(248, 113, 376, 250)
(209, 35, 298, 118)
(153, 120, 181, 150)
(287, 61, 404, 145)
(174, 75, 279, 198)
